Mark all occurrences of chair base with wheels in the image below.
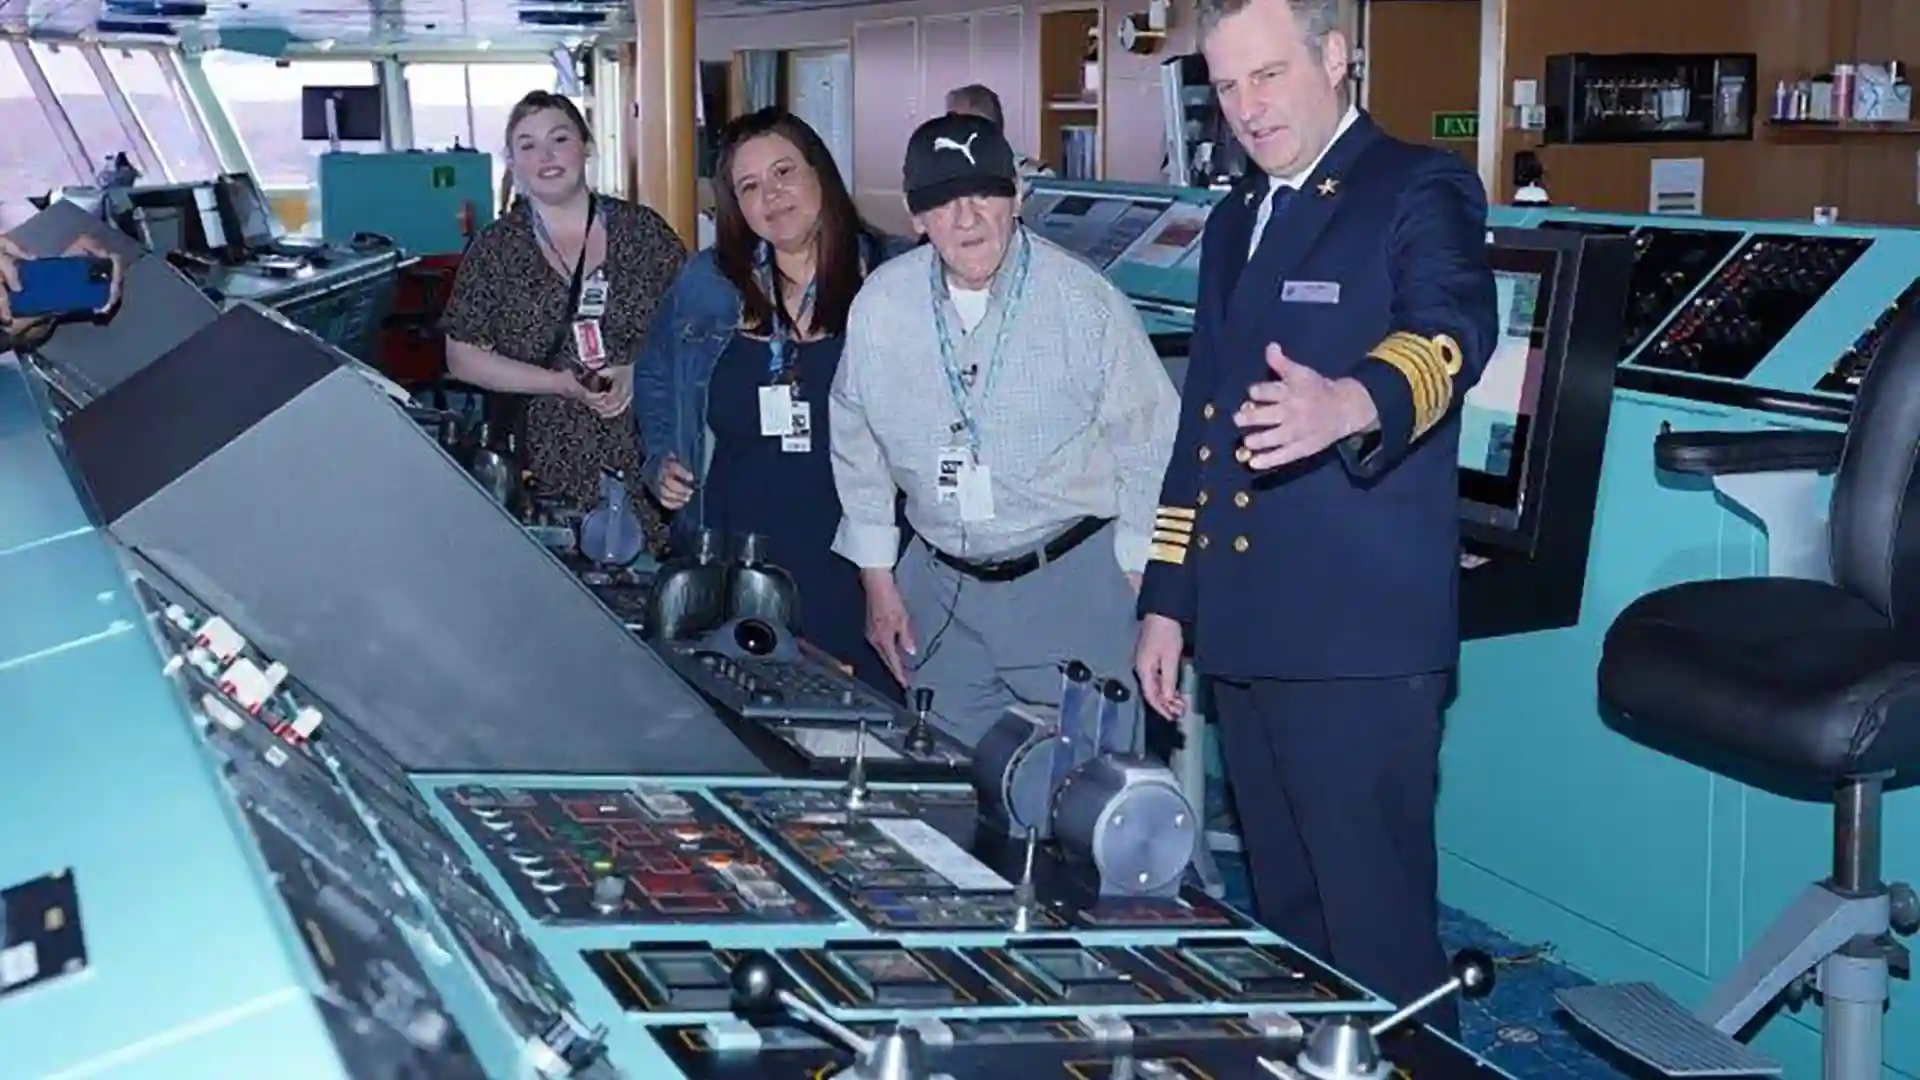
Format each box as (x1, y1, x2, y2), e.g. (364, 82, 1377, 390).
(1557, 417, 1920, 1080)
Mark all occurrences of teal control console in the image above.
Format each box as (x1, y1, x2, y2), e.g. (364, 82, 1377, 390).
(1024, 172, 1920, 1078)
(0, 279, 1514, 1078)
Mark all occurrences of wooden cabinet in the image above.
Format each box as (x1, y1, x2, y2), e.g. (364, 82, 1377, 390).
(851, 6, 1032, 231)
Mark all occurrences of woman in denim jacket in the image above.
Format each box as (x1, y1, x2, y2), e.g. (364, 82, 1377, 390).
(635, 108, 904, 696)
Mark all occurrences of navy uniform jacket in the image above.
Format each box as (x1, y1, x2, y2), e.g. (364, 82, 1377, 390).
(1139, 112, 1498, 680)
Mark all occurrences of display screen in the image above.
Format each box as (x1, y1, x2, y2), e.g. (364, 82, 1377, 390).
(1458, 246, 1559, 531)
(1026, 194, 1171, 270)
(223, 173, 280, 249)
(135, 205, 186, 254)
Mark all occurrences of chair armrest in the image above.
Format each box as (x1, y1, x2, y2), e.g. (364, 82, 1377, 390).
(1655, 429, 1846, 477)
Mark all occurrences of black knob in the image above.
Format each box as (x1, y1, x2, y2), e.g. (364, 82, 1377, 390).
(735, 618, 777, 657)
(1100, 678, 1131, 703)
(1062, 659, 1092, 683)
(913, 687, 934, 715)
(1451, 949, 1496, 1000)
(730, 952, 783, 1013)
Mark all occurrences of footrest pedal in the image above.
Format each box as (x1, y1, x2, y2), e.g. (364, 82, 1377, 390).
(1557, 983, 1779, 1077)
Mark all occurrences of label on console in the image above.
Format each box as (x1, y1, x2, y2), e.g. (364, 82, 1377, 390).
(870, 817, 1012, 892)
(0, 942, 38, 988)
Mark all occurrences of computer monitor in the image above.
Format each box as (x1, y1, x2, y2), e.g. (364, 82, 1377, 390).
(301, 85, 383, 142)
(133, 204, 187, 254)
(1458, 242, 1563, 541)
(217, 172, 280, 252)
(127, 183, 222, 255)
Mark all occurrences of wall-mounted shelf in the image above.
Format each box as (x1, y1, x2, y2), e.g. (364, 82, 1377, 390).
(1768, 118, 1920, 137)
(1038, 7, 1102, 179)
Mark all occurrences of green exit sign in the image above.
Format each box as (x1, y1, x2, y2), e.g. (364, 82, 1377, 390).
(1432, 111, 1479, 140)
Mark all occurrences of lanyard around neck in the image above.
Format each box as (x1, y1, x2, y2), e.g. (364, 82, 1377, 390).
(756, 244, 817, 382)
(930, 230, 1031, 459)
(532, 195, 599, 310)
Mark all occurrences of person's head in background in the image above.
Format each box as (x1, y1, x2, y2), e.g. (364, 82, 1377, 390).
(712, 107, 878, 338)
(505, 91, 593, 209)
(945, 84, 1007, 131)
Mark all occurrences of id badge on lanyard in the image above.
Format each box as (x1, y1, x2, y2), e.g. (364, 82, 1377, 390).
(756, 257, 816, 452)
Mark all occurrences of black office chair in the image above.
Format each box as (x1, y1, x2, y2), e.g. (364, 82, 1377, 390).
(1558, 301, 1920, 1080)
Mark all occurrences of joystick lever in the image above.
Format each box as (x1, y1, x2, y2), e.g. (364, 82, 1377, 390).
(905, 688, 936, 755)
(844, 719, 871, 811)
(1265, 950, 1496, 1080)
(730, 953, 928, 1080)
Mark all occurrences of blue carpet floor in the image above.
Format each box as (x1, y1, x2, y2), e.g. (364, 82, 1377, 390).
(1215, 856, 1638, 1079)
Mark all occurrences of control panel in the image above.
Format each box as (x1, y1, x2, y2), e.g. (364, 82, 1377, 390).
(1541, 220, 1742, 363)
(1634, 234, 1869, 379)
(1, 299, 1521, 1080)
(1494, 206, 1920, 418)
(1022, 179, 1219, 317)
(133, 571, 615, 1078)
(1818, 276, 1920, 394)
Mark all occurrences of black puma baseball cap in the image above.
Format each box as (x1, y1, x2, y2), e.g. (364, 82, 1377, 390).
(903, 113, 1019, 215)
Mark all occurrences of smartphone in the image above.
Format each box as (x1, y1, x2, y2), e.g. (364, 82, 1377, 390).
(9, 256, 114, 319)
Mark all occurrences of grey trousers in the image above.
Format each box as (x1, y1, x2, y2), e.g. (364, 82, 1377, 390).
(898, 523, 1142, 752)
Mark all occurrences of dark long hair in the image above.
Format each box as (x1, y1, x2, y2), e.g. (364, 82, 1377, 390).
(712, 107, 881, 339)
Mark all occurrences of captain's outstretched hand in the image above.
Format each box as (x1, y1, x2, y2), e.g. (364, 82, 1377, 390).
(1235, 343, 1378, 470)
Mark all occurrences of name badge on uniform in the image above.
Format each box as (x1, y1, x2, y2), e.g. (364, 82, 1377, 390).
(1281, 280, 1341, 305)
(758, 385, 796, 437)
(578, 272, 610, 318)
(781, 401, 812, 454)
(571, 318, 607, 367)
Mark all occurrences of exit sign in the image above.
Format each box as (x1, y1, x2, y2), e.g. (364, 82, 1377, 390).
(1432, 111, 1479, 140)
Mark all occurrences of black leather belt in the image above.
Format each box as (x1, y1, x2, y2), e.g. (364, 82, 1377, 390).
(931, 516, 1111, 583)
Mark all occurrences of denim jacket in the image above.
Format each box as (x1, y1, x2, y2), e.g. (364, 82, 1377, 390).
(633, 233, 906, 537)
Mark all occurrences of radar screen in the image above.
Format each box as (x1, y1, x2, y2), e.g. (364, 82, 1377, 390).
(1818, 275, 1920, 395)
(437, 785, 835, 925)
(718, 787, 1244, 932)
(782, 942, 1015, 1009)
(656, 1011, 1508, 1080)
(1637, 233, 1871, 379)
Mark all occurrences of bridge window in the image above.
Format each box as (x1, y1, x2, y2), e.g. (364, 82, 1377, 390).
(102, 47, 218, 181)
(0, 45, 82, 228)
(201, 55, 379, 187)
(405, 61, 558, 204)
(28, 43, 122, 174)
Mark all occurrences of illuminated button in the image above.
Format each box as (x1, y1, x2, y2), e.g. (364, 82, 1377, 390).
(1203, 403, 1216, 419)
(1233, 536, 1250, 553)
(1234, 446, 1252, 464)
(1199, 447, 1212, 462)
(1196, 492, 1209, 506)
(1233, 492, 1251, 508)
(1197, 536, 1210, 550)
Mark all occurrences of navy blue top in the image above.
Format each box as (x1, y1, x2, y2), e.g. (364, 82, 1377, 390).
(702, 332, 897, 699)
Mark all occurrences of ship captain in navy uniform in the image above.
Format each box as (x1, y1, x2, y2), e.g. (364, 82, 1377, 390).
(1132, 0, 1498, 1037)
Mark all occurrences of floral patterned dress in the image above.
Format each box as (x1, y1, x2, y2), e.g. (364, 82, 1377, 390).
(444, 196, 685, 553)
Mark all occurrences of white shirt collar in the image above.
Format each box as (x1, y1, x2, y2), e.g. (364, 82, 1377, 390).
(1271, 105, 1361, 190)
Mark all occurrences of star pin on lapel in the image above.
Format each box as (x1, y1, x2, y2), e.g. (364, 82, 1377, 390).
(1317, 177, 1340, 197)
